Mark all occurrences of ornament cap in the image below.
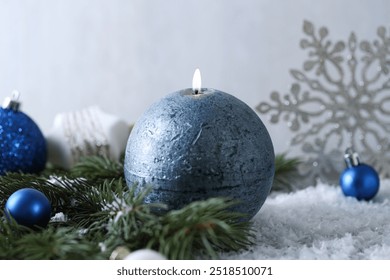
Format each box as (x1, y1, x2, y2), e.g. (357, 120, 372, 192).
(344, 147, 360, 168)
(2, 90, 21, 111)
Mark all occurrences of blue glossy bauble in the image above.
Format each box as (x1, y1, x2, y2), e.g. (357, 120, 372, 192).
(5, 188, 51, 228)
(339, 163, 380, 200)
(124, 88, 275, 221)
(0, 108, 47, 175)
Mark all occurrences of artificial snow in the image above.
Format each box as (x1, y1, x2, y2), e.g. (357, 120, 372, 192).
(222, 180, 390, 260)
(50, 212, 67, 222)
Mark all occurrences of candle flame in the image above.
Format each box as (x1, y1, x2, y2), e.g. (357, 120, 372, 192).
(192, 68, 201, 94)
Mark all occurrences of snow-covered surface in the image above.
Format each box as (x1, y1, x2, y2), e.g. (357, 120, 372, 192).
(222, 180, 390, 259)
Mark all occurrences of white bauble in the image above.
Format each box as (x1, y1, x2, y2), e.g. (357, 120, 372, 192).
(124, 249, 167, 260)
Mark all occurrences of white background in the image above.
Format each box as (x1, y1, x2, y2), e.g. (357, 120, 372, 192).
(0, 0, 389, 154)
(0, 260, 390, 280)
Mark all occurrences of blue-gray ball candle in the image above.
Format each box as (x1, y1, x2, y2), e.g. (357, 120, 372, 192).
(124, 69, 275, 220)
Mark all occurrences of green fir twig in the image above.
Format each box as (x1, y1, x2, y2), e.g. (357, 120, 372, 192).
(272, 153, 301, 192)
(147, 198, 254, 259)
(0, 153, 301, 260)
(70, 156, 124, 180)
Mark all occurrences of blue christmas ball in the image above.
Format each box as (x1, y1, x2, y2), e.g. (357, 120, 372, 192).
(124, 86, 275, 221)
(5, 188, 51, 228)
(340, 163, 380, 200)
(0, 101, 47, 175)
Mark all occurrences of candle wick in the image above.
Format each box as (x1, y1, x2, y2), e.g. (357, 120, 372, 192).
(194, 89, 199, 95)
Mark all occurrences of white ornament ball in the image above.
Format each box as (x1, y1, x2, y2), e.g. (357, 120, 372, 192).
(46, 106, 131, 169)
(123, 249, 167, 260)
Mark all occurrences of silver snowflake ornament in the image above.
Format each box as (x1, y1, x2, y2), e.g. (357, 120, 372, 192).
(257, 20, 390, 187)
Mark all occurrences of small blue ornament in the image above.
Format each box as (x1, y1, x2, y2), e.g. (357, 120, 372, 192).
(339, 148, 380, 200)
(0, 91, 47, 175)
(5, 188, 51, 228)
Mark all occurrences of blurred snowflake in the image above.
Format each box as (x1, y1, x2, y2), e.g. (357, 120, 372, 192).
(257, 20, 390, 187)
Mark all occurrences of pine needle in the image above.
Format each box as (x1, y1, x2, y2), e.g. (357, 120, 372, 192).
(70, 156, 123, 180)
(146, 198, 254, 259)
(13, 227, 103, 260)
(272, 153, 301, 192)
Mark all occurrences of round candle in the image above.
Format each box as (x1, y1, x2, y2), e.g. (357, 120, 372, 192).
(124, 70, 274, 220)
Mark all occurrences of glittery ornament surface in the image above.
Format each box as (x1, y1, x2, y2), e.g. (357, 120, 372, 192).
(257, 20, 390, 187)
(0, 108, 47, 175)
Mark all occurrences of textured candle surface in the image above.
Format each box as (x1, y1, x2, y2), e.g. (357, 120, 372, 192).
(124, 88, 274, 220)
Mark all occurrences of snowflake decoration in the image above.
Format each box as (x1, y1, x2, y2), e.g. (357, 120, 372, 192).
(257, 20, 390, 187)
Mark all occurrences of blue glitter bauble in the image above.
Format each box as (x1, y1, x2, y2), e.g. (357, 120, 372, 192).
(340, 163, 380, 200)
(5, 188, 51, 228)
(124, 88, 275, 221)
(0, 108, 47, 175)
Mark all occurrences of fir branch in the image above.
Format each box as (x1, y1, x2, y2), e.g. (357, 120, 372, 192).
(0, 153, 303, 260)
(38, 176, 131, 229)
(146, 198, 254, 259)
(82, 182, 161, 232)
(272, 153, 301, 192)
(99, 186, 166, 253)
(70, 156, 123, 180)
(0, 173, 71, 211)
(0, 213, 32, 259)
(12, 227, 103, 260)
